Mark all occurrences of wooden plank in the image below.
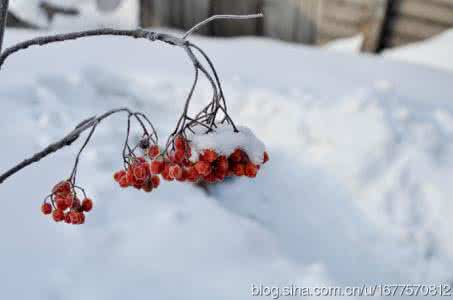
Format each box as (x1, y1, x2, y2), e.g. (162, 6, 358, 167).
(139, 0, 172, 28)
(393, 0, 453, 26)
(361, 0, 388, 52)
(262, 0, 318, 43)
(294, 0, 319, 43)
(262, 0, 298, 41)
(321, 0, 373, 25)
(428, 0, 453, 8)
(317, 17, 360, 38)
(323, 0, 371, 7)
(388, 15, 447, 39)
(211, 0, 261, 36)
(384, 34, 420, 48)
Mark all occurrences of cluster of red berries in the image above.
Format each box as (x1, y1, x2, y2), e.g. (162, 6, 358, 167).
(40, 181, 93, 224)
(112, 144, 161, 192)
(150, 136, 269, 183)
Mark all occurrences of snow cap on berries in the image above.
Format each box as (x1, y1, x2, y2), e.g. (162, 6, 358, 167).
(187, 124, 266, 165)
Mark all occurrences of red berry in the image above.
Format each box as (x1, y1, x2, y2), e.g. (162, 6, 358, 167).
(151, 175, 160, 188)
(176, 168, 188, 182)
(232, 163, 245, 176)
(133, 163, 149, 181)
(203, 173, 217, 183)
(194, 160, 211, 176)
(186, 166, 199, 182)
(56, 199, 68, 211)
(78, 212, 86, 224)
(186, 147, 192, 159)
(169, 164, 183, 180)
(82, 198, 93, 212)
(118, 175, 129, 188)
(229, 149, 242, 163)
(69, 211, 79, 224)
(263, 151, 269, 164)
(244, 163, 258, 178)
(216, 156, 229, 173)
(52, 181, 72, 196)
(64, 213, 71, 224)
(54, 193, 65, 202)
(132, 181, 143, 190)
(174, 149, 186, 163)
(64, 195, 73, 208)
(240, 151, 250, 163)
(142, 180, 153, 192)
(214, 166, 227, 179)
(148, 145, 160, 159)
(162, 164, 174, 181)
(150, 160, 164, 174)
(113, 170, 126, 182)
(52, 209, 65, 222)
(174, 135, 186, 151)
(41, 203, 52, 215)
(200, 149, 218, 163)
(182, 158, 192, 167)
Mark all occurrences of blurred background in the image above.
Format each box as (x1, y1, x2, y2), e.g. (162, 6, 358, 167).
(1, 1, 453, 299)
(7, 0, 453, 53)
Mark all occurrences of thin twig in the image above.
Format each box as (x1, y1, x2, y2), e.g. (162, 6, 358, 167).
(182, 13, 263, 39)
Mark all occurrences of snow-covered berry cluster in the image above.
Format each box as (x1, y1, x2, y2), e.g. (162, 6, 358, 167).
(40, 180, 93, 225)
(34, 32, 270, 226)
(149, 133, 268, 183)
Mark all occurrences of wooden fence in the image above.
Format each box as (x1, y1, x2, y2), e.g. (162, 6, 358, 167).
(5, 0, 452, 53)
(139, 0, 453, 52)
(382, 0, 453, 48)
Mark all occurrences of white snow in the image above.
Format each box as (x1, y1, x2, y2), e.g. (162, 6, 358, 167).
(323, 34, 364, 53)
(187, 124, 266, 165)
(0, 21, 453, 299)
(9, 0, 49, 27)
(384, 29, 453, 73)
(8, 0, 138, 30)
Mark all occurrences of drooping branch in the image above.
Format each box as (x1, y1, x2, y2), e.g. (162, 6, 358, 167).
(0, 13, 264, 185)
(0, 28, 188, 69)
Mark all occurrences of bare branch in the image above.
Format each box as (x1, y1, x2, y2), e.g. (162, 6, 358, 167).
(183, 13, 263, 39)
(0, 0, 9, 52)
(0, 28, 189, 69)
(0, 107, 133, 184)
(0, 13, 254, 186)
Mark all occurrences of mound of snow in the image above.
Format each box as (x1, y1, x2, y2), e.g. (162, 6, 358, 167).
(0, 28, 453, 299)
(323, 34, 364, 53)
(384, 29, 453, 73)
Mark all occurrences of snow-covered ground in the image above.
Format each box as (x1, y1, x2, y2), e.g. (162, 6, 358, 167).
(1, 8, 453, 300)
(383, 29, 453, 74)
